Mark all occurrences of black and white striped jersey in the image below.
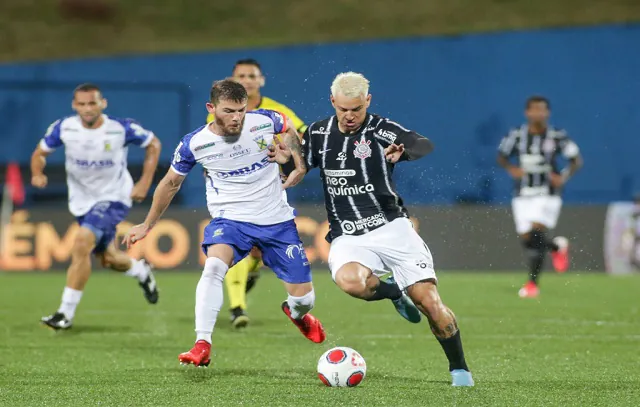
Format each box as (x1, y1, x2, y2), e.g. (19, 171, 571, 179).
(498, 124, 580, 197)
(301, 113, 426, 241)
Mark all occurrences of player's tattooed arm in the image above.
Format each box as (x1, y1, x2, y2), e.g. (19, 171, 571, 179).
(280, 118, 306, 188)
(283, 124, 303, 164)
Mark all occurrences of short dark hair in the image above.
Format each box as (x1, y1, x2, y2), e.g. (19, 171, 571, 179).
(210, 79, 248, 105)
(74, 83, 101, 96)
(233, 58, 262, 72)
(525, 95, 550, 110)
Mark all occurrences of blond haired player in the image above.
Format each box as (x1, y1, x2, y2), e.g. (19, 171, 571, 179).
(275, 72, 474, 386)
(207, 59, 307, 328)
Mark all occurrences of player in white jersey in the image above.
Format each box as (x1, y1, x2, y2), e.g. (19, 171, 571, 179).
(31, 83, 162, 330)
(123, 80, 326, 368)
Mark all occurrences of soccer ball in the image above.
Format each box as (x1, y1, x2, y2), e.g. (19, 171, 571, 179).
(317, 347, 366, 387)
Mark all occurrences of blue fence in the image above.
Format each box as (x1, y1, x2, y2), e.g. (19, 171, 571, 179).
(1, 24, 639, 206)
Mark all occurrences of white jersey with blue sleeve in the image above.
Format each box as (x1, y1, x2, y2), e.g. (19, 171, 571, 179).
(171, 109, 295, 225)
(39, 114, 155, 216)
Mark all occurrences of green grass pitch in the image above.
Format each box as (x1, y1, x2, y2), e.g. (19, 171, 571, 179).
(1, 270, 639, 406)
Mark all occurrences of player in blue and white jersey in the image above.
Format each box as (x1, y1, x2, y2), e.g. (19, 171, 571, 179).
(31, 83, 162, 330)
(123, 79, 326, 368)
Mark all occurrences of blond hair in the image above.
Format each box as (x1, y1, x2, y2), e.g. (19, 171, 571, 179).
(330, 72, 370, 98)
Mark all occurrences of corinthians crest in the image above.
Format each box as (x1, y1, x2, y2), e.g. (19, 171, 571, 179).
(353, 139, 372, 159)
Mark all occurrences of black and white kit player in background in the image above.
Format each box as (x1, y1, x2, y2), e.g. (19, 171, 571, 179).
(269, 72, 474, 387)
(497, 96, 583, 299)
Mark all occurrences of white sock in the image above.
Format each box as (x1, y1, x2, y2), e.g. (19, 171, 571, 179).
(125, 259, 150, 282)
(195, 257, 228, 344)
(58, 287, 83, 320)
(287, 289, 315, 320)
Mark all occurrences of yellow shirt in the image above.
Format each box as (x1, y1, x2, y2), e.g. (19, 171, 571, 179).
(206, 96, 307, 134)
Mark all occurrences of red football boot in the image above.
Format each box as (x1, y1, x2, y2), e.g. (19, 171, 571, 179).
(281, 301, 326, 344)
(178, 340, 211, 367)
(551, 236, 569, 273)
(518, 281, 540, 298)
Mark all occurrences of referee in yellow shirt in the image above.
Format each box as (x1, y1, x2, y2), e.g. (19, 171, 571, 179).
(207, 58, 307, 328)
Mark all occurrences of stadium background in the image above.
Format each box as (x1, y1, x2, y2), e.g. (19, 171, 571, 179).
(2, 3, 640, 407)
(1, 1, 640, 272)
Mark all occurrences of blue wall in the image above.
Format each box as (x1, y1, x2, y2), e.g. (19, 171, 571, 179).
(1, 24, 639, 206)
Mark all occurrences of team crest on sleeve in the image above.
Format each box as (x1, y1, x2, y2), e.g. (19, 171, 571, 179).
(353, 140, 372, 159)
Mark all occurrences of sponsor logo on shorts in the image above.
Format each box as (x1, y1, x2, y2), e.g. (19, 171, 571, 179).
(415, 260, 432, 269)
(213, 228, 224, 237)
(286, 243, 309, 265)
(340, 213, 387, 234)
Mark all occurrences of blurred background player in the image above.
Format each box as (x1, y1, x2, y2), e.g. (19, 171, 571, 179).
(125, 80, 324, 368)
(207, 58, 308, 328)
(32, 83, 161, 330)
(497, 96, 583, 298)
(277, 72, 473, 386)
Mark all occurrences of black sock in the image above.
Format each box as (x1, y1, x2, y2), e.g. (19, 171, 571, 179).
(527, 248, 545, 284)
(526, 230, 549, 284)
(531, 229, 559, 252)
(365, 279, 402, 301)
(437, 331, 469, 371)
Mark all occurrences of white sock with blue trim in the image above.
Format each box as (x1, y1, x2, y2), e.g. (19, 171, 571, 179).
(195, 257, 228, 343)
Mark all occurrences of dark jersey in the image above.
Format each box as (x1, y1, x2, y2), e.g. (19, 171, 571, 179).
(498, 125, 580, 197)
(302, 113, 429, 241)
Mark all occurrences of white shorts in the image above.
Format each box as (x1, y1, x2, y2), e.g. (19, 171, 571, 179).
(511, 195, 562, 234)
(328, 218, 436, 290)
